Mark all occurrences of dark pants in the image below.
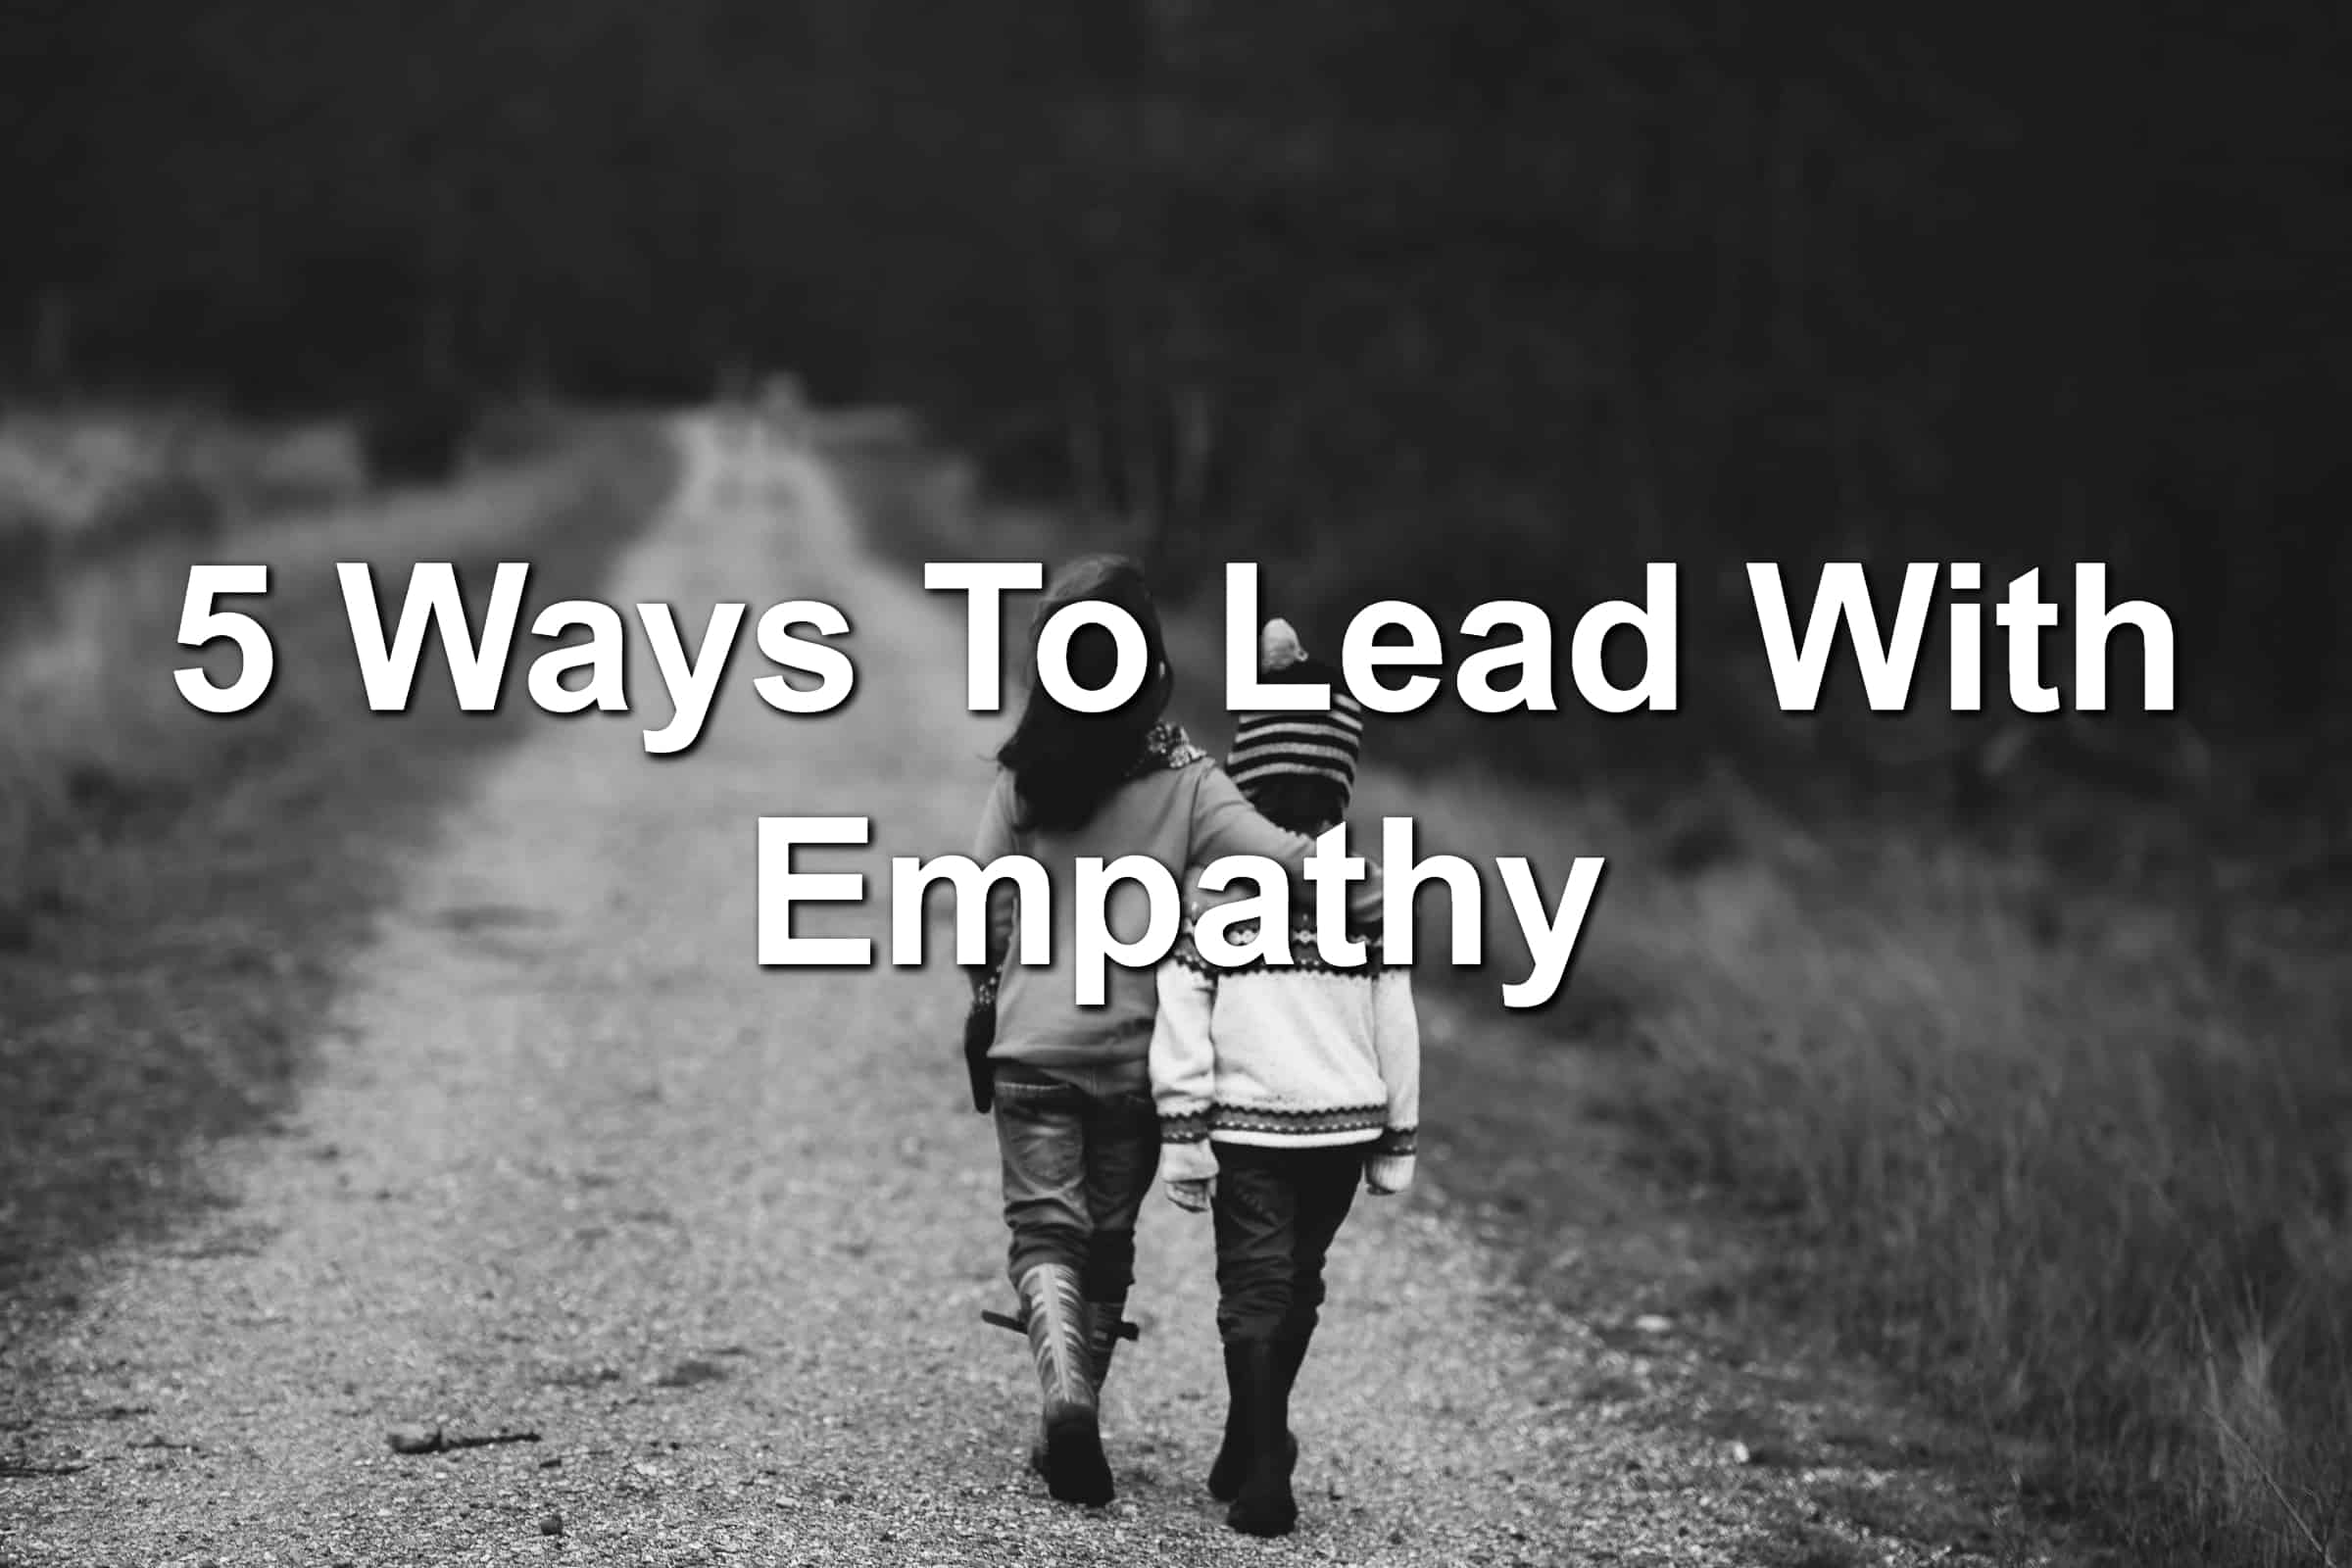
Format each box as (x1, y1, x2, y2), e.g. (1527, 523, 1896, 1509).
(1210, 1143, 1363, 1344)
(992, 1062, 1159, 1299)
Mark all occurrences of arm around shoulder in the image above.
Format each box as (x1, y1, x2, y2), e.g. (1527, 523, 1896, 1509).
(1189, 763, 1386, 926)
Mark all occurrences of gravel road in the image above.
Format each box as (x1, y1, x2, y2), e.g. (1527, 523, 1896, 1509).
(2, 417, 2035, 1567)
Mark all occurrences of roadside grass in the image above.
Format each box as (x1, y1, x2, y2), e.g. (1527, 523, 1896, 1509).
(1, 408, 371, 665)
(1363, 762, 2352, 1567)
(0, 414, 672, 1298)
(833, 428, 2352, 1566)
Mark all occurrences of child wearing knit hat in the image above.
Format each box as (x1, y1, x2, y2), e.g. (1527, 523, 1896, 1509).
(1148, 617, 1421, 1540)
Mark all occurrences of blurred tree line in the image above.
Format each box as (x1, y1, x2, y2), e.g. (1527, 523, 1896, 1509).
(5, 0, 2346, 781)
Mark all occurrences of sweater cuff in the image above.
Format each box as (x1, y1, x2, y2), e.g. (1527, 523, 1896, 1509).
(1372, 1125, 1417, 1156)
(1160, 1110, 1211, 1145)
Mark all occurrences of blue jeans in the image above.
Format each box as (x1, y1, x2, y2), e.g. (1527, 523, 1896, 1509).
(992, 1062, 1160, 1299)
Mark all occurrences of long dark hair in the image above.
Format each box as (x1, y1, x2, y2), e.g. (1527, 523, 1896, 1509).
(996, 555, 1174, 834)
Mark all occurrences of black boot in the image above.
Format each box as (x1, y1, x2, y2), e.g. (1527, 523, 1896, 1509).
(1274, 1329, 1312, 1400)
(1225, 1340, 1298, 1537)
(1083, 1297, 1126, 1396)
(1208, 1338, 1302, 1501)
(1017, 1263, 1113, 1505)
(1205, 1343, 1251, 1501)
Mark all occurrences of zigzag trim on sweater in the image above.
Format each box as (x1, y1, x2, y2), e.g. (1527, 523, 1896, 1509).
(1170, 930, 1392, 978)
(1160, 1110, 1212, 1145)
(1159, 1102, 1392, 1142)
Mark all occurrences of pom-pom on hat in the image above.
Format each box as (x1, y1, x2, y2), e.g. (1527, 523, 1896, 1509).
(1260, 617, 1308, 674)
(1226, 619, 1364, 801)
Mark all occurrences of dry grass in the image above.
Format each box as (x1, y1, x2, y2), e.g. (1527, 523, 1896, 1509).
(1357, 752, 2352, 1564)
(2, 453, 574, 924)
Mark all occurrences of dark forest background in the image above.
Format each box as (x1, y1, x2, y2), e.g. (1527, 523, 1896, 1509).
(6, 1, 2349, 787)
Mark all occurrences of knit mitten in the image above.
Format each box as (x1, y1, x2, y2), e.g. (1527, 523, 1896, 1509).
(1364, 1153, 1415, 1196)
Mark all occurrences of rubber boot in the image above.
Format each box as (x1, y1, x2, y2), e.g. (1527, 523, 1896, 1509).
(1205, 1342, 1251, 1500)
(1225, 1339, 1298, 1537)
(1032, 1297, 1126, 1477)
(1018, 1262, 1113, 1505)
(1208, 1336, 1304, 1501)
(1274, 1329, 1311, 1401)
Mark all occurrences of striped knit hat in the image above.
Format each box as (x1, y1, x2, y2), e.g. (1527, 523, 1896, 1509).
(1226, 619, 1364, 803)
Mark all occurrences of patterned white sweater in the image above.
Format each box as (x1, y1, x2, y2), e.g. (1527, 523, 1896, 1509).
(1149, 905, 1420, 1167)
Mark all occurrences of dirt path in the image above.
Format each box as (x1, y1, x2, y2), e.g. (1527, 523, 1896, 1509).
(2, 416, 2066, 1567)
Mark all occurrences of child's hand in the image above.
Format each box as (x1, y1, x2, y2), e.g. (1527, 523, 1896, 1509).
(1158, 1141, 1219, 1211)
(1364, 1153, 1414, 1196)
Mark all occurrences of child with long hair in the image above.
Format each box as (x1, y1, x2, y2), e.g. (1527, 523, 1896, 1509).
(967, 558, 1384, 1508)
